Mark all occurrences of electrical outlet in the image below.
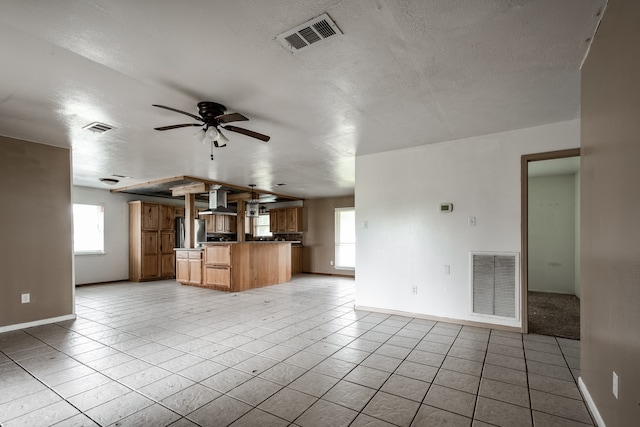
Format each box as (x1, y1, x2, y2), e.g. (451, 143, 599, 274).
(412, 286, 418, 294)
(613, 371, 619, 399)
(363, 220, 368, 229)
(21, 293, 30, 304)
(329, 260, 334, 266)
(468, 216, 476, 227)
(444, 265, 450, 275)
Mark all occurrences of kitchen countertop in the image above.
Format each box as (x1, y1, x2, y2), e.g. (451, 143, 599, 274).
(200, 241, 301, 245)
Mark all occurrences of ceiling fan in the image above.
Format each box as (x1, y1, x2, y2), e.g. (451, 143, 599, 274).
(153, 102, 270, 147)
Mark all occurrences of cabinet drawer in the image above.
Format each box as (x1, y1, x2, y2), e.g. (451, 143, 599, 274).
(204, 266, 231, 287)
(205, 245, 231, 265)
(176, 251, 189, 259)
(188, 251, 203, 259)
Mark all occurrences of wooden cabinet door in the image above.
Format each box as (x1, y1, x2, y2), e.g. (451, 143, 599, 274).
(188, 259, 202, 284)
(277, 210, 286, 232)
(205, 215, 216, 233)
(159, 231, 175, 277)
(225, 216, 237, 233)
(204, 266, 231, 287)
(160, 232, 175, 254)
(175, 207, 185, 218)
(160, 205, 175, 230)
(269, 210, 278, 232)
(215, 215, 225, 233)
(286, 208, 301, 232)
(142, 204, 159, 230)
(176, 258, 190, 282)
(161, 254, 175, 277)
(141, 231, 159, 278)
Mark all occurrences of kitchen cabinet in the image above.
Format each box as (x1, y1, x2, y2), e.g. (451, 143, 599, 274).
(204, 214, 236, 234)
(291, 245, 303, 275)
(195, 242, 291, 291)
(129, 201, 177, 282)
(160, 205, 175, 230)
(269, 207, 303, 232)
(175, 207, 185, 218)
(176, 250, 203, 285)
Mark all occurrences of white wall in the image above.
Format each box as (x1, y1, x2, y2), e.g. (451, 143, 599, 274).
(355, 120, 580, 328)
(528, 174, 576, 294)
(72, 186, 203, 285)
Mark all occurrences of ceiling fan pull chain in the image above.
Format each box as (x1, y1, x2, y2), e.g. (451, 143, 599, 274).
(210, 140, 214, 161)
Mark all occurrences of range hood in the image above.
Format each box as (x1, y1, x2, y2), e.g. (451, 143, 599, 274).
(198, 187, 237, 216)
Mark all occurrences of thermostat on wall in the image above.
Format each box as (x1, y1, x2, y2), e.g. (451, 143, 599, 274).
(440, 203, 453, 213)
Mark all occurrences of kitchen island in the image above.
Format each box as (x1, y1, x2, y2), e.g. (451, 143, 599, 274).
(175, 242, 291, 292)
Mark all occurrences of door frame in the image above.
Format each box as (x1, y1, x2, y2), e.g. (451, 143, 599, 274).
(521, 148, 580, 334)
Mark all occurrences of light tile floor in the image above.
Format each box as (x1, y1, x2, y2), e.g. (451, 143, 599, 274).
(0, 275, 594, 426)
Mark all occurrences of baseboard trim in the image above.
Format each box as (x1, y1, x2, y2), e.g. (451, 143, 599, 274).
(303, 271, 355, 279)
(354, 305, 522, 333)
(0, 314, 76, 334)
(579, 377, 606, 427)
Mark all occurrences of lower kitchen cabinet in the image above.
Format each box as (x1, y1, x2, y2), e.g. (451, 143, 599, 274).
(204, 266, 231, 288)
(175, 250, 203, 286)
(291, 245, 303, 275)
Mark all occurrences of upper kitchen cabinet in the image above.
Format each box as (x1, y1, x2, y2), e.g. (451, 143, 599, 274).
(160, 205, 175, 230)
(141, 203, 159, 230)
(269, 207, 303, 232)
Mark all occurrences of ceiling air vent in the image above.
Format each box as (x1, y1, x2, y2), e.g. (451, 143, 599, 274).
(277, 13, 342, 54)
(82, 122, 115, 134)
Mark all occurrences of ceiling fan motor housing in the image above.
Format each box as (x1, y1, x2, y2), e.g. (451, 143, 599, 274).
(198, 102, 226, 125)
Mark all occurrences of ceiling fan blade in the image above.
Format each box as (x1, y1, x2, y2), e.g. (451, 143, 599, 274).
(215, 112, 249, 124)
(152, 104, 203, 122)
(154, 123, 202, 131)
(222, 125, 271, 142)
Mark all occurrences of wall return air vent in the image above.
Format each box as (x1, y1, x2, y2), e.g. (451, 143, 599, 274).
(276, 13, 342, 53)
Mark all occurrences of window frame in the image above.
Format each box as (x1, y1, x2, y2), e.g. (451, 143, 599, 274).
(334, 207, 355, 270)
(73, 203, 105, 255)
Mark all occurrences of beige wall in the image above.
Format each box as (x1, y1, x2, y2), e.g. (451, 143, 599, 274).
(581, 0, 640, 425)
(302, 196, 355, 276)
(0, 136, 74, 328)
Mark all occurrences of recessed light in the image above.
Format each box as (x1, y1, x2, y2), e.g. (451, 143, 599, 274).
(99, 177, 120, 186)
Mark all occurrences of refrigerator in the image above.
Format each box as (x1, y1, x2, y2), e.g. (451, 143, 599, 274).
(175, 218, 206, 248)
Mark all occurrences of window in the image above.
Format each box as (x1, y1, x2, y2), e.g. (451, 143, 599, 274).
(254, 214, 272, 237)
(335, 207, 355, 269)
(73, 204, 104, 254)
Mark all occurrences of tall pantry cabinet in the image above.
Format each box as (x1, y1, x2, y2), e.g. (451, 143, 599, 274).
(129, 201, 176, 281)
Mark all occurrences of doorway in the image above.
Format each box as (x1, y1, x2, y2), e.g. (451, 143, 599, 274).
(521, 149, 580, 337)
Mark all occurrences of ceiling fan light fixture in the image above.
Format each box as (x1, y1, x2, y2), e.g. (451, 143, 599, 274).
(206, 126, 219, 141)
(193, 128, 206, 144)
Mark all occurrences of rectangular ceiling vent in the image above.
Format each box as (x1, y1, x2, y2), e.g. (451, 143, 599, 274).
(276, 13, 342, 54)
(82, 122, 115, 134)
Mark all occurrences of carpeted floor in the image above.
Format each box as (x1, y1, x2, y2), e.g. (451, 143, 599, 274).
(528, 291, 580, 340)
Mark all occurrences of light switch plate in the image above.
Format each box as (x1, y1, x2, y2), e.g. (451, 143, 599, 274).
(21, 293, 30, 304)
(613, 371, 619, 399)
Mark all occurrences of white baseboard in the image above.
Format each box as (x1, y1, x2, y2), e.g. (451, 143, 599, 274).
(354, 305, 522, 333)
(0, 314, 76, 334)
(579, 377, 606, 427)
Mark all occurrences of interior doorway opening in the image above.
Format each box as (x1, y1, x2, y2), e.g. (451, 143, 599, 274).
(521, 149, 580, 338)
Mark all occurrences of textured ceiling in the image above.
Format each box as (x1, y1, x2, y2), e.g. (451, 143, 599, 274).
(0, 0, 604, 199)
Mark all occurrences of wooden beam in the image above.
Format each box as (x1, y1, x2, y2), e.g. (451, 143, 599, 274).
(171, 182, 208, 196)
(227, 192, 252, 202)
(184, 194, 196, 248)
(237, 200, 246, 242)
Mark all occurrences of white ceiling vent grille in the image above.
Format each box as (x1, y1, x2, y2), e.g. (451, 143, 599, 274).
(277, 13, 342, 54)
(83, 122, 115, 134)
